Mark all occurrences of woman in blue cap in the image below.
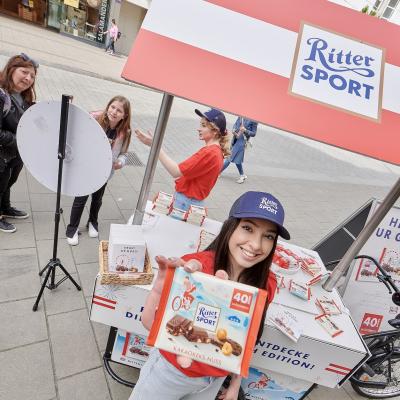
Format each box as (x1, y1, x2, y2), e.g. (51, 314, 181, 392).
(129, 191, 290, 400)
(135, 108, 230, 211)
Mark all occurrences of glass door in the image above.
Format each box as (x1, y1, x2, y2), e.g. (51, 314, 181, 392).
(47, 0, 62, 29)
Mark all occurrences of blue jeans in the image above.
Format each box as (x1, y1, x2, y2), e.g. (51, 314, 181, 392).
(129, 349, 225, 400)
(221, 159, 244, 175)
(173, 192, 204, 212)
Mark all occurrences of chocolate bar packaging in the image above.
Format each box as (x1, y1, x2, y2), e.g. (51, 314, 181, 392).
(147, 267, 267, 376)
(152, 191, 174, 215)
(186, 205, 207, 226)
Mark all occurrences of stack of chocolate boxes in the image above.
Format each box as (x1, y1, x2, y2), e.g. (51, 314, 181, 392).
(186, 204, 207, 226)
(152, 191, 174, 215)
(197, 230, 217, 252)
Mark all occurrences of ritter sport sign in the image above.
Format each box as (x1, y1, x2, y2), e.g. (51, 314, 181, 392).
(122, 0, 400, 165)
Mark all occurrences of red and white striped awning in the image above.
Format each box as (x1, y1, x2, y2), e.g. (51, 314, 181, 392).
(122, 0, 400, 165)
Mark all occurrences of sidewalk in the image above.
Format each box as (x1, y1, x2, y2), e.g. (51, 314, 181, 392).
(0, 13, 400, 400)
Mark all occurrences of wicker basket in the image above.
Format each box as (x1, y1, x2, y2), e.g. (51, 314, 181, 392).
(99, 240, 153, 285)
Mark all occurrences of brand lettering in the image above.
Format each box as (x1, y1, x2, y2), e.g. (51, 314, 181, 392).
(300, 37, 375, 100)
(194, 303, 220, 332)
(259, 198, 278, 214)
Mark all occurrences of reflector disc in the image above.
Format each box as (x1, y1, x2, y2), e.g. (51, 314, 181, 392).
(17, 101, 112, 197)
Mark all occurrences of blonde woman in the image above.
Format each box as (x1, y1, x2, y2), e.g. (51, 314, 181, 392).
(135, 108, 230, 211)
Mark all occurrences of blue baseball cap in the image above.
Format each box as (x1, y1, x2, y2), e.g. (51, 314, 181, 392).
(195, 108, 227, 136)
(229, 191, 290, 240)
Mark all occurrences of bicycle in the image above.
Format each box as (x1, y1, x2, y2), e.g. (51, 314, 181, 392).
(348, 255, 400, 399)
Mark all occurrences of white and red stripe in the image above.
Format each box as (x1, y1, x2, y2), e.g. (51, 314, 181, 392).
(122, 0, 400, 165)
(325, 363, 352, 376)
(92, 295, 117, 310)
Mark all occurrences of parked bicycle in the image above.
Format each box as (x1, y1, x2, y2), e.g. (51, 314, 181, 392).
(349, 255, 400, 399)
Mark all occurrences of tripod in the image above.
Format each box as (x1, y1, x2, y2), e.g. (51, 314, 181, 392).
(33, 95, 81, 312)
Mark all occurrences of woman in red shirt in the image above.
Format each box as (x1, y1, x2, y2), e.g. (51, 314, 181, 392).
(135, 108, 230, 211)
(129, 191, 290, 400)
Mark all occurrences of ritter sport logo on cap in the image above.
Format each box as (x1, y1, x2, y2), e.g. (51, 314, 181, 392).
(229, 191, 290, 240)
(195, 108, 227, 136)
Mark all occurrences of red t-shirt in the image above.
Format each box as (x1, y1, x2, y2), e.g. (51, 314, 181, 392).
(175, 144, 223, 200)
(160, 251, 277, 377)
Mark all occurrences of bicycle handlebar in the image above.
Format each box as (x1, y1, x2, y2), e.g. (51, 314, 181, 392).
(354, 255, 400, 295)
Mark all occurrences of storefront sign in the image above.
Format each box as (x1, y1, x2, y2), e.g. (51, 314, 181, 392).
(96, 0, 110, 43)
(122, 0, 400, 165)
(64, 0, 79, 7)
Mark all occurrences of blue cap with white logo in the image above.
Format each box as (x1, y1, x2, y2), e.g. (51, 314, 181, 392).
(195, 108, 227, 136)
(229, 191, 290, 240)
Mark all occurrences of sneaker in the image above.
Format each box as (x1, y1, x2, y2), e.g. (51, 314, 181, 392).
(67, 230, 79, 246)
(236, 175, 247, 184)
(0, 218, 16, 233)
(88, 222, 98, 238)
(2, 207, 29, 219)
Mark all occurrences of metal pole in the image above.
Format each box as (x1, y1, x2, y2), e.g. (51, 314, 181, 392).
(323, 177, 400, 291)
(132, 93, 174, 226)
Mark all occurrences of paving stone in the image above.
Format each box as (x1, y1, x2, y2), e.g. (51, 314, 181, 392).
(48, 308, 101, 379)
(0, 341, 56, 400)
(0, 298, 47, 351)
(33, 211, 67, 241)
(30, 193, 58, 212)
(0, 222, 35, 250)
(43, 272, 86, 316)
(70, 235, 101, 264)
(0, 248, 41, 302)
(76, 262, 99, 298)
(99, 194, 125, 220)
(36, 239, 75, 275)
(104, 360, 139, 400)
(58, 367, 111, 400)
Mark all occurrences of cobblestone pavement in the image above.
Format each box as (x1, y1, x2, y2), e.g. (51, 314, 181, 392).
(0, 13, 399, 400)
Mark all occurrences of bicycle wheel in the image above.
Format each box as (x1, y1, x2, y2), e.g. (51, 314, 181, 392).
(351, 352, 400, 398)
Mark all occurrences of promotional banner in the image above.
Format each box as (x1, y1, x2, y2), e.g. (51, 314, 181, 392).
(342, 200, 400, 333)
(122, 0, 400, 165)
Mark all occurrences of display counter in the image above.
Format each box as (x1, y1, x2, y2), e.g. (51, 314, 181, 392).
(90, 203, 369, 396)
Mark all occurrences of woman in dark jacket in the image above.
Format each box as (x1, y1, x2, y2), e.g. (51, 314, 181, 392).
(0, 54, 38, 233)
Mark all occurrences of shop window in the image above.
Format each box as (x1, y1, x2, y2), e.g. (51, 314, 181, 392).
(60, 0, 110, 44)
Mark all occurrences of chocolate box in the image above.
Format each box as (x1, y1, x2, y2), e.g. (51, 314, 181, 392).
(147, 267, 267, 376)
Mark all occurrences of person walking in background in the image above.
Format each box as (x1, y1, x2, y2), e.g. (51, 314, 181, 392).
(221, 116, 258, 184)
(0, 53, 38, 233)
(135, 108, 231, 212)
(66, 95, 132, 246)
(104, 19, 119, 55)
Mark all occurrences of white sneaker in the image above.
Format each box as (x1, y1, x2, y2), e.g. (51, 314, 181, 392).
(88, 222, 99, 238)
(67, 230, 79, 246)
(236, 175, 247, 184)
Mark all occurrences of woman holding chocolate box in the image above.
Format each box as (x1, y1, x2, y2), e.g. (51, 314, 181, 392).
(135, 108, 230, 212)
(129, 191, 290, 400)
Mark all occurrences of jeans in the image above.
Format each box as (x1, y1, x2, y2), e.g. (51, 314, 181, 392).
(221, 159, 244, 175)
(129, 349, 225, 400)
(66, 182, 107, 237)
(106, 38, 115, 53)
(0, 156, 24, 214)
(173, 191, 204, 212)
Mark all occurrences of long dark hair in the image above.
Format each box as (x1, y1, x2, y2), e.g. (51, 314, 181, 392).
(0, 54, 37, 104)
(206, 217, 278, 341)
(97, 95, 132, 152)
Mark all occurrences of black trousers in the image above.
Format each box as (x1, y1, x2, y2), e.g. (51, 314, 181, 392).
(66, 182, 107, 238)
(0, 155, 24, 215)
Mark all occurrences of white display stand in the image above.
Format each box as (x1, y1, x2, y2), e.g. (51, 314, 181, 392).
(90, 203, 369, 394)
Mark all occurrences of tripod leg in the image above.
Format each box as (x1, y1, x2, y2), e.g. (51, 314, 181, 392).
(58, 263, 82, 291)
(39, 264, 49, 277)
(33, 262, 54, 311)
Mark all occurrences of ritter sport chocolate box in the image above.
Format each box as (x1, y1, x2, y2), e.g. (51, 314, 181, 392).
(147, 267, 267, 376)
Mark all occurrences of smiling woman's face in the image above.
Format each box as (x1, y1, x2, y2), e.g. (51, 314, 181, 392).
(228, 218, 277, 277)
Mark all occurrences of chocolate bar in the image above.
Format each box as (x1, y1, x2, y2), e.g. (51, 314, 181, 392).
(184, 326, 210, 343)
(210, 336, 243, 356)
(166, 315, 192, 336)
